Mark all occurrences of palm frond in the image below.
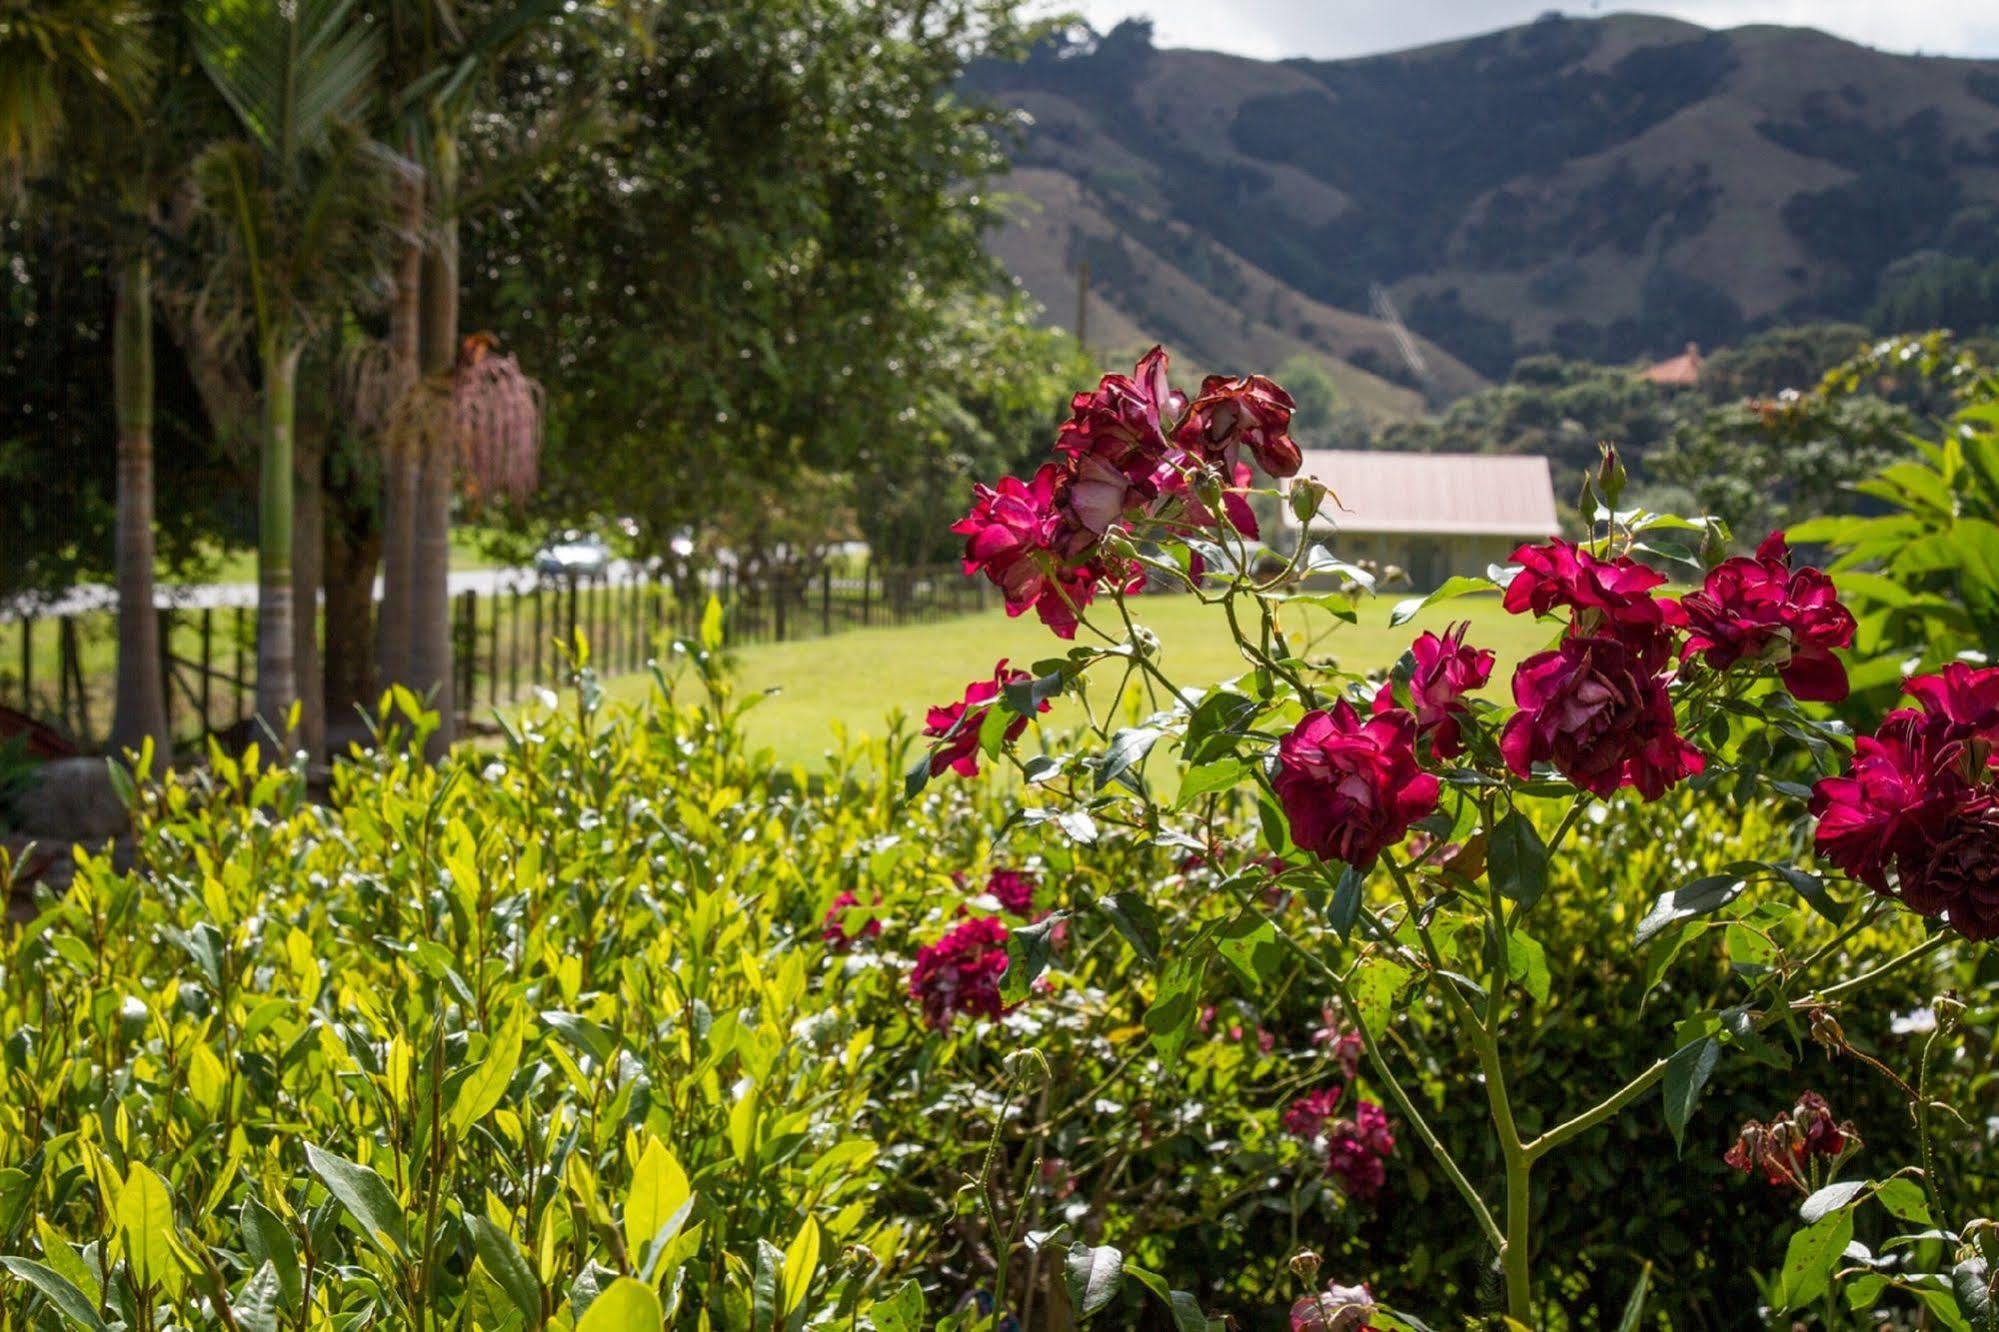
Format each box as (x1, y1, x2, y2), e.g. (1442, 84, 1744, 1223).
(0, 0, 153, 180)
(190, 0, 380, 167)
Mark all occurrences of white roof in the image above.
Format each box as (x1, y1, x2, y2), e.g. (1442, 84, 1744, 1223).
(1284, 450, 1560, 537)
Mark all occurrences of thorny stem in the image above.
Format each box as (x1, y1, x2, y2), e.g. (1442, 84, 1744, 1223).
(1223, 883, 1506, 1254)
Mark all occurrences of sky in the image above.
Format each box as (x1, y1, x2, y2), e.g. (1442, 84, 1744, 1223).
(1057, 1, 1999, 62)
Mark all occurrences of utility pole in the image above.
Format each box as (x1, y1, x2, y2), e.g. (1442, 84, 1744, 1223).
(1075, 259, 1089, 357)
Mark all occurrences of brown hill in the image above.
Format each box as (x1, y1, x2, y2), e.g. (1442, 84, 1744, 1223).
(971, 12, 1999, 385)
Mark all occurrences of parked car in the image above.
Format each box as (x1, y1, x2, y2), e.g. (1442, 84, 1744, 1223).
(534, 530, 610, 580)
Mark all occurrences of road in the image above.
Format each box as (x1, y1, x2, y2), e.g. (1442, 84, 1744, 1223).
(3, 563, 643, 622)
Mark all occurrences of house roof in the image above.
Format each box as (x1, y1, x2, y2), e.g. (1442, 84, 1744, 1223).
(1283, 450, 1560, 537)
(1641, 341, 1704, 387)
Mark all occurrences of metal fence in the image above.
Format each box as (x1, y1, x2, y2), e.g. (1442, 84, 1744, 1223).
(1, 562, 987, 750)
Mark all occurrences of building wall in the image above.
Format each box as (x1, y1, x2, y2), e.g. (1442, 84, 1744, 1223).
(1303, 530, 1522, 592)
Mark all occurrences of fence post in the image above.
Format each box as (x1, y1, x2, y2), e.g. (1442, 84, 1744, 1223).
(532, 585, 545, 686)
(234, 606, 247, 724)
(199, 608, 213, 731)
(19, 616, 31, 714)
(158, 609, 175, 742)
(57, 618, 74, 739)
(508, 587, 521, 702)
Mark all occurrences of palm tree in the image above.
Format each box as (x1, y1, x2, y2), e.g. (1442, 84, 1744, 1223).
(188, 0, 400, 739)
(0, 0, 171, 759)
(376, 0, 560, 755)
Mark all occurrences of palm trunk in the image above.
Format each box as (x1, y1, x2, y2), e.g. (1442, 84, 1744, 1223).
(291, 424, 325, 763)
(410, 136, 460, 758)
(109, 253, 170, 761)
(254, 337, 302, 742)
(325, 432, 383, 728)
(377, 169, 424, 689)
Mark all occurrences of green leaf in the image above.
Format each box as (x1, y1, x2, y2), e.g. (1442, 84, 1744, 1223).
(1001, 912, 1069, 1005)
(1064, 1243, 1124, 1320)
(698, 595, 725, 652)
(1349, 955, 1411, 1041)
(1635, 875, 1745, 946)
(1488, 812, 1547, 911)
(468, 1215, 542, 1329)
(1873, 1177, 1933, 1226)
(1175, 758, 1246, 807)
(1327, 862, 1363, 940)
(779, 1217, 820, 1320)
(1389, 575, 1496, 626)
(116, 1163, 178, 1294)
(1769, 862, 1849, 926)
(1800, 1181, 1868, 1223)
(575, 1276, 664, 1332)
(1143, 957, 1206, 1066)
(870, 1279, 925, 1332)
(1096, 892, 1161, 964)
(1215, 912, 1282, 989)
(233, 1263, 283, 1332)
(0, 1258, 107, 1331)
(1614, 1263, 1651, 1332)
(1774, 1209, 1854, 1311)
(1097, 726, 1163, 792)
(624, 1137, 692, 1260)
(240, 1199, 301, 1309)
(1002, 670, 1065, 718)
(303, 1143, 407, 1256)
(1662, 1015, 1723, 1154)
(1505, 932, 1550, 1005)
(449, 1019, 524, 1133)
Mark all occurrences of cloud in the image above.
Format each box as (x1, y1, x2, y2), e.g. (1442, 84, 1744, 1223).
(1055, 0, 1999, 61)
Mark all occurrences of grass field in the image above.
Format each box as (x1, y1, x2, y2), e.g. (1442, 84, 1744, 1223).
(604, 592, 1556, 769)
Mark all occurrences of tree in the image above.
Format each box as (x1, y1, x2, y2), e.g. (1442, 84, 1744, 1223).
(189, 0, 399, 742)
(468, 0, 1044, 570)
(0, 0, 175, 757)
(372, 0, 563, 756)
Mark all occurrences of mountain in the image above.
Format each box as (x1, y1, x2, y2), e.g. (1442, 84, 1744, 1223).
(970, 12, 1999, 392)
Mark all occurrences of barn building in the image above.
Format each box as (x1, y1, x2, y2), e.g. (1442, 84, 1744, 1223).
(1279, 450, 1561, 590)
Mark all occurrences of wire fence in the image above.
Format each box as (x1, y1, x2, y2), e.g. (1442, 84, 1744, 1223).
(1, 562, 988, 751)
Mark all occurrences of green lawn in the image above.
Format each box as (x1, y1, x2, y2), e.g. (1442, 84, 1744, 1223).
(606, 592, 1557, 769)
(165, 526, 510, 586)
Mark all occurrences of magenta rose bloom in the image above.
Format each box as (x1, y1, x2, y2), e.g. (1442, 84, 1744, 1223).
(985, 868, 1039, 917)
(1500, 634, 1705, 799)
(820, 891, 882, 952)
(908, 916, 1012, 1031)
(1055, 345, 1184, 479)
(1373, 622, 1494, 759)
(1678, 532, 1856, 701)
(1177, 373, 1303, 477)
(1903, 661, 1999, 755)
(922, 660, 1046, 778)
(1281, 1085, 1344, 1139)
(1325, 1101, 1395, 1201)
(1504, 539, 1684, 665)
(954, 466, 1064, 614)
(1274, 702, 1440, 868)
(1290, 1283, 1379, 1332)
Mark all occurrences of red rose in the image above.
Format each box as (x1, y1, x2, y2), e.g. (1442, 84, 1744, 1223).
(1813, 667, 1999, 938)
(1055, 345, 1183, 479)
(1274, 702, 1441, 868)
(922, 660, 1046, 778)
(1282, 1085, 1344, 1139)
(1678, 532, 1856, 701)
(1374, 623, 1494, 759)
(908, 916, 1012, 1031)
(954, 466, 1064, 613)
(1903, 661, 1999, 755)
(1325, 1101, 1395, 1200)
(1177, 373, 1302, 477)
(1725, 1091, 1857, 1190)
(819, 891, 882, 952)
(1504, 539, 1684, 666)
(985, 867, 1039, 917)
(1500, 634, 1705, 799)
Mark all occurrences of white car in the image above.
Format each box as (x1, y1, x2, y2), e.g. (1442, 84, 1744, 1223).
(534, 530, 610, 580)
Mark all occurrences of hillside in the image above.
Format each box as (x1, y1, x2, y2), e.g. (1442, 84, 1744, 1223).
(971, 12, 1999, 384)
